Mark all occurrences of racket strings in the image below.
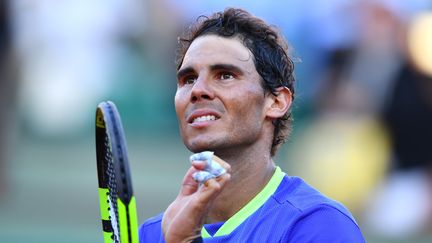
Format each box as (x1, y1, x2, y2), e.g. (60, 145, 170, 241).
(105, 133, 120, 243)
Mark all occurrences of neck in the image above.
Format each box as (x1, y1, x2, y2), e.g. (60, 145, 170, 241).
(205, 144, 276, 223)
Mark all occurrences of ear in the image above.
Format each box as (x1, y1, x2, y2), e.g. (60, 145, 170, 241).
(265, 87, 292, 119)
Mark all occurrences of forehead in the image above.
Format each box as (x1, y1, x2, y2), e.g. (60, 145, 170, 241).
(181, 35, 254, 70)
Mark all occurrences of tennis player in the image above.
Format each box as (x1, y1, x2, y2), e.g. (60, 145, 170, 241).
(140, 7, 365, 242)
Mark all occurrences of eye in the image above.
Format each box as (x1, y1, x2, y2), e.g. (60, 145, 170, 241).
(219, 72, 235, 81)
(185, 76, 196, 84)
(179, 75, 197, 86)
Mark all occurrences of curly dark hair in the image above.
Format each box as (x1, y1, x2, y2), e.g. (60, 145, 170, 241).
(176, 7, 295, 156)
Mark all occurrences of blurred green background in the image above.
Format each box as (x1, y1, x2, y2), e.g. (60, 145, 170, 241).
(1, 0, 432, 242)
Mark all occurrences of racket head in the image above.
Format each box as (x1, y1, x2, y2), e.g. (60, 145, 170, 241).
(95, 101, 138, 243)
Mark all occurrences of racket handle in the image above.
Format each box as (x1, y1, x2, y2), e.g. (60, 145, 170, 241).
(117, 196, 139, 243)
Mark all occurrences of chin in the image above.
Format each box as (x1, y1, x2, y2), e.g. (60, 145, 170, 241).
(185, 138, 217, 153)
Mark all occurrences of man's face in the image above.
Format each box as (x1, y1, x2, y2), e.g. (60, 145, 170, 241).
(175, 35, 269, 153)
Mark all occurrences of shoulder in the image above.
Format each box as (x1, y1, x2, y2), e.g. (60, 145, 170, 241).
(275, 176, 357, 222)
(285, 204, 365, 242)
(275, 176, 365, 242)
(139, 213, 164, 242)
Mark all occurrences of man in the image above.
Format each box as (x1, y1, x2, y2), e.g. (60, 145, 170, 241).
(140, 8, 365, 242)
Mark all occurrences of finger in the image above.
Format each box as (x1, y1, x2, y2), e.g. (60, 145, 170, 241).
(191, 160, 207, 170)
(192, 171, 214, 182)
(212, 155, 231, 172)
(179, 166, 200, 196)
(212, 172, 231, 189)
(195, 172, 231, 205)
(191, 154, 231, 171)
(191, 155, 231, 175)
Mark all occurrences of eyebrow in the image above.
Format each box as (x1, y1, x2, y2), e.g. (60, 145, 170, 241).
(209, 64, 244, 75)
(177, 63, 245, 80)
(176, 67, 195, 80)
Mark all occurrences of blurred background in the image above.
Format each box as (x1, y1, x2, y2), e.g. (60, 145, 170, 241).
(1, 0, 432, 242)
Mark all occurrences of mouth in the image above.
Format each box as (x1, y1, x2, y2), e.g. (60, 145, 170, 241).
(187, 110, 221, 125)
(192, 115, 217, 123)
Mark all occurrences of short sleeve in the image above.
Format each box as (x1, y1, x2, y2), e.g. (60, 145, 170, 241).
(139, 213, 166, 243)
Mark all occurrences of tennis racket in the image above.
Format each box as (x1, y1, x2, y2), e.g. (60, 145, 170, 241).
(95, 101, 139, 243)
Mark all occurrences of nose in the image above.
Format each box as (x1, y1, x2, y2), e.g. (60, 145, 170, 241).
(190, 76, 215, 102)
